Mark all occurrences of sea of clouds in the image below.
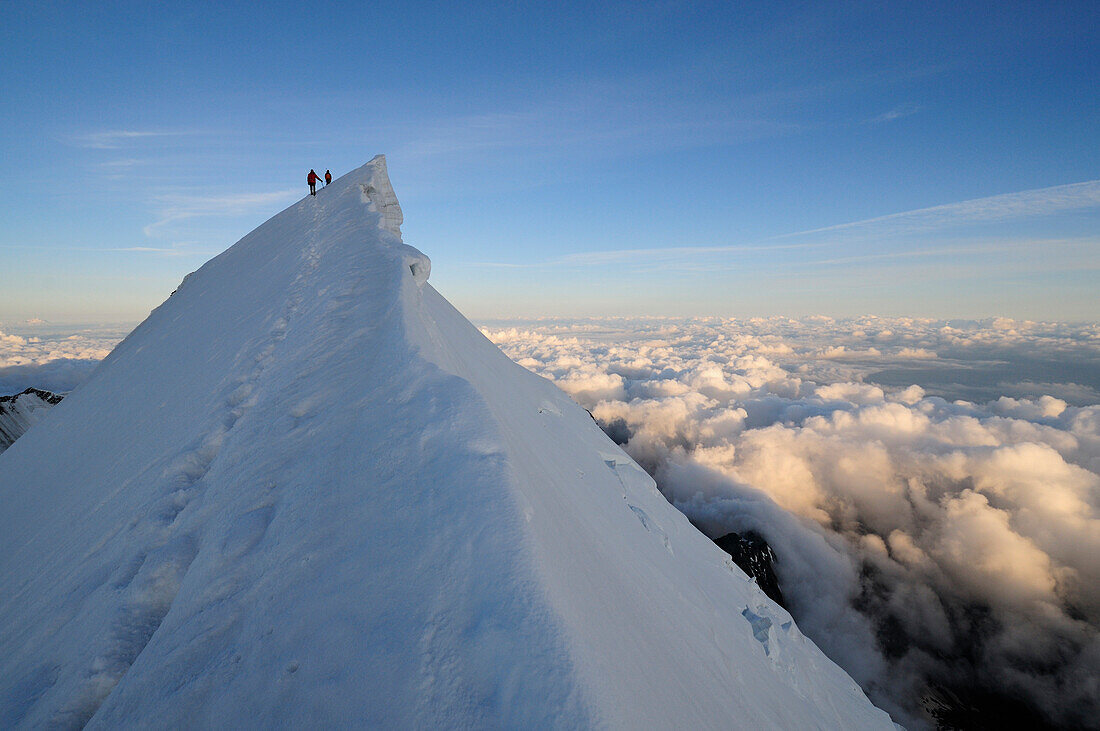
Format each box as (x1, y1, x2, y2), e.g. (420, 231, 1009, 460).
(483, 316, 1100, 729)
(0, 324, 128, 396)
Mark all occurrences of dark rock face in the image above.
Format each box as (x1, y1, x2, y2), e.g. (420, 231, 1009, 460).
(920, 681, 1054, 731)
(713, 531, 786, 609)
(0, 387, 64, 406)
(0, 388, 63, 453)
(600, 418, 632, 446)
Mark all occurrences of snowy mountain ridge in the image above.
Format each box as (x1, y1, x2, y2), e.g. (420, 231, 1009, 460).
(0, 157, 894, 728)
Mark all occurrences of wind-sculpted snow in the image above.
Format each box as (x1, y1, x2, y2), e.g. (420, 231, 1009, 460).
(484, 316, 1100, 729)
(0, 161, 892, 729)
(355, 153, 403, 238)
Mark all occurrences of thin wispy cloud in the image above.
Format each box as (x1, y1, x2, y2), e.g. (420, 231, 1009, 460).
(475, 182, 1100, 272)
(866, 102, 920, 124)
(478, 242, 825, 269)
(106, 246, 213, 257)
(780, 179, 1100, 239)
(109, 246, 179, 253)
(476, 262, 539, 269)
(0, 242, 216, 261)
(556, 242, 825, 266)
(72, 129, 200, 150)
(97, 158, 149, 170)
(143, 189, 299, 238)
(804, 236, 1100, 266)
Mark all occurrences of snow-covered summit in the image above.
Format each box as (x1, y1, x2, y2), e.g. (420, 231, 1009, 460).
(0, 158, 893, 728)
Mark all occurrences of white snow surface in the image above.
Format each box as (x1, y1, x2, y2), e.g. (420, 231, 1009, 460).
(0, 156, 894, 729)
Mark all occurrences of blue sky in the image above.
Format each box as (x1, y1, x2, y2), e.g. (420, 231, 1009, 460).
(2, 0, 1098, 323)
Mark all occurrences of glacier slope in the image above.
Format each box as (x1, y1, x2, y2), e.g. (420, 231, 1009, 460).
(0, 157, 893, 729)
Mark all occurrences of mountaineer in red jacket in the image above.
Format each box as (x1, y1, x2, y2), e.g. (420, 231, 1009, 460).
(324, 169, 332, 186)
(307, 169, 321, 196)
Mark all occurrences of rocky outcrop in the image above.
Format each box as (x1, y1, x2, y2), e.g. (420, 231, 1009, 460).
(0, 388, 63, 453)
(713, 530, 786, 608)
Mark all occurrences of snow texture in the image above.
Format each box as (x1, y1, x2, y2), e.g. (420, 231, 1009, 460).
(0, 156, 893, 729)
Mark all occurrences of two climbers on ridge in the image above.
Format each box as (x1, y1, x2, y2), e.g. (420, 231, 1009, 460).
(307, 169, 334, 196)
(307, 169, 332, 195)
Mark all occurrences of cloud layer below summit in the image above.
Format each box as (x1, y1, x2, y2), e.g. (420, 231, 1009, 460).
(0, 326, 126, 395)
(484, 316, 1100, 728)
